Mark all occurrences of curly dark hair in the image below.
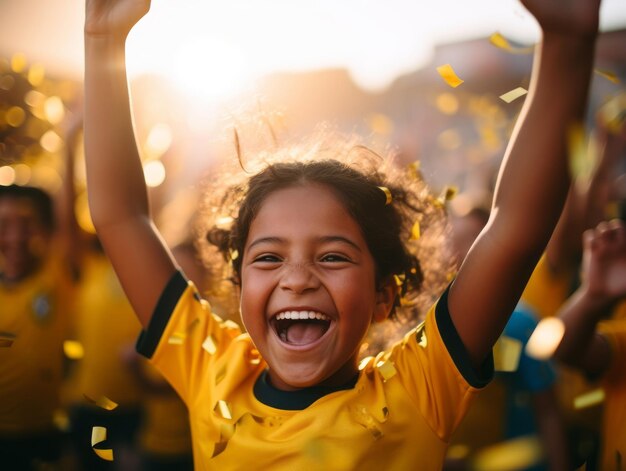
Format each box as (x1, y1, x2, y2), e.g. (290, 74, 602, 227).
(196, 135, 454, 348)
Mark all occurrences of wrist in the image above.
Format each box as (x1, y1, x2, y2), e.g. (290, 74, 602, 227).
(576, 286, 618, 317)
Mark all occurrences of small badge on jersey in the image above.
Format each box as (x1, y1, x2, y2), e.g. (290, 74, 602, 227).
(32, 292, 53, 323)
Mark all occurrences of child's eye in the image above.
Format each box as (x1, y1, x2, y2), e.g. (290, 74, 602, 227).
(253, 254, 282, 263)
(320, 253, 350, 263)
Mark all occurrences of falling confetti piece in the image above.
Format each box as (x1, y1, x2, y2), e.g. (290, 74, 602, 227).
(597, 92, 626, 134)
(437, 64, 464, 88)
(63, 340, 84, 359)
(489, 32, 534, 54)
(573, 388, 605, 409)
(499, 87, 528, 103)
(447, 444, 471, 460)
(91, 426, 107, 447)
(493, 335, 523, 372)
(410, 221, 421, 241)
(349, 405, 383, 440)
(567, 123, 596, 193)
(359, 356, 373, 371)
(214, 400, 232, 420)
(376, 360, 397, 382)
(53, 409, 70, 431)
(472, 436, 543, 471)
(230, 249, 239, 261)
(407, 161, 422, 180)
(594, 68, 620, 84)
(94, 449, 114, 461)
(202, 335, 218, 355)
(168, 332, 186, 345)
(84, 394, 118, 411)
(394, 274, 405, 287)
(378, 186, 392, 205)
(416, 325, 428, 348)
(525, 317, 565, 360)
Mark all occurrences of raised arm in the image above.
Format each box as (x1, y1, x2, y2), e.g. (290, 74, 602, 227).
(84, 0, 177, 327)
(546, 121, 626, 275)
(554, 220, 626, 377)
(449, 0, 601, 367)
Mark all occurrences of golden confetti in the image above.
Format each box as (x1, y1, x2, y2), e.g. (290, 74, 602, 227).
(91, 426, 114, 461)
(493, 335, 523, 372)
(407, 161, 422, 180)
(472, 436, 543, 471)
(167, 332, 186, 345)
(94, 449, 114, 461)
(441, 186, 458, 201)
(378, 186, 393, 205)
(358, 356, 373, 371)
(247, 348, 262, 366)
(489, 32, 534, 54)
(499, 87, 528, 103)
(214, 400, 232, 420)
(91, 426, 107, 447)
(63, 340, 84, 360)
(594, 68, 620, 84)
(410, 221, 421, 241)
(349, 405, 383, 440)
(202, 335, 218, 355)
(230, 249, 239, 261)
(573, 388, 605, 410)
(525, 317, 565, 360)
(84, 394, 118, 411)
(223, 320, 240, 331)
(568, 123, 593, 185)
(393, 273, 406, 287)
(53, 409, 70, 432)
(168, 318, 201, 345)
(447, 444, 470, 460)
(376, 360, 397, 382)
(416, 325, 428, 348)
(0, 332, 16, 348)
(597, 92, 626, 134)
(437, 64, 464, 88)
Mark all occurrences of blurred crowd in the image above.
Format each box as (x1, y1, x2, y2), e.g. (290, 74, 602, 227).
(0, 24, 625, 471)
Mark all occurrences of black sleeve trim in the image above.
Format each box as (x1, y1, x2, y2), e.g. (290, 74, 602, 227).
(434, 285, 494, 389)
(136, 271, 188, 359)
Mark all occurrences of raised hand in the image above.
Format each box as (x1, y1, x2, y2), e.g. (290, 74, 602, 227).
(521, 0, 601, 37)
(581, 220, 626, 302)
(85, 0, 151, 38)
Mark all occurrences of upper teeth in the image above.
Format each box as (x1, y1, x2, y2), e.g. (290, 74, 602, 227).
(274, 311, 329, 321)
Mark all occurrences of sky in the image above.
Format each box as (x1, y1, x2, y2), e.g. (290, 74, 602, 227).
(1, 0, 626, 95)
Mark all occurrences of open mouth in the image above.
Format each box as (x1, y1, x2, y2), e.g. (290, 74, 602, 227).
(271, 311, 331, 346)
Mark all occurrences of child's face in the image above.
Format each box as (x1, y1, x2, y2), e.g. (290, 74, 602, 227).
(240, 183, 393, 391)
(0, 197, 49, 280)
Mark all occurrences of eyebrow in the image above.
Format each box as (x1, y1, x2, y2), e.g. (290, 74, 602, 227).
(247, 235, 362, 252)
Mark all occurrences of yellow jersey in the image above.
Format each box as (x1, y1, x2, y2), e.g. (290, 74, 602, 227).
(137, 272, 492, 470)
(0, 255, 73, 434)
(63, 253, 143, 406)
(598, 320, 626, 471)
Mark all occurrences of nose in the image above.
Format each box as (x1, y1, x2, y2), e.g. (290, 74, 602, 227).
(279, 262, 320, 294)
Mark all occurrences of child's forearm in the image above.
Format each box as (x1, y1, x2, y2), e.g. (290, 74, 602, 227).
(84, 34, 150, 229)
(554, 287, 612, 376)
(491, 32, 596, 254)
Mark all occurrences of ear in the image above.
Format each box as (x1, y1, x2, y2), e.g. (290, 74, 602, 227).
(373, 277, 398, 323)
